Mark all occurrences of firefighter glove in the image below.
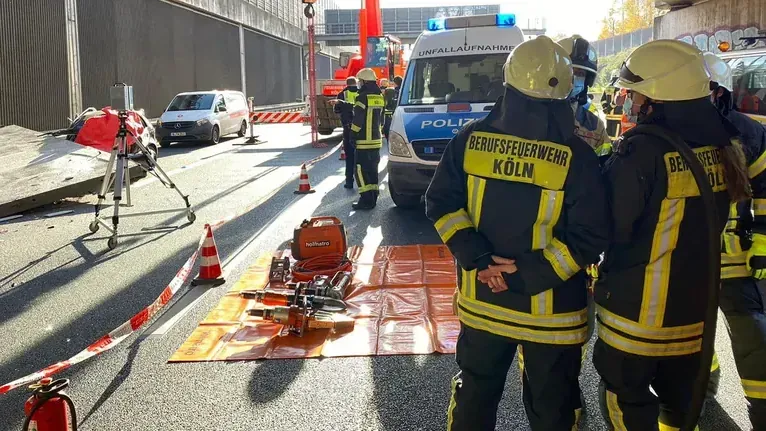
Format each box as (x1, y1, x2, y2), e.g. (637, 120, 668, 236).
(747, 234, 766, 279)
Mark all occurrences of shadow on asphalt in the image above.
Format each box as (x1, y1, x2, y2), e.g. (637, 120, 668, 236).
(699, 399, 742, 430)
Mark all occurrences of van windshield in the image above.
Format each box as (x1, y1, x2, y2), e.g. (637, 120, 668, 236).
(402, 53, 508, 105)
(167, 94, 215, 111)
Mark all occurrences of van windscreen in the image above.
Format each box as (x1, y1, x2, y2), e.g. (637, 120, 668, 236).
(402, 53, 508, 105)
(167, 94, 215, 111)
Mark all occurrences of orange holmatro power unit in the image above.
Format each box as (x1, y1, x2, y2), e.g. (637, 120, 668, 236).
(291, 217, 347, 260)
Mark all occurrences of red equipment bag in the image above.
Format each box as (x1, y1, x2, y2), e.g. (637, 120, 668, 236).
(74, 108, 145, 153)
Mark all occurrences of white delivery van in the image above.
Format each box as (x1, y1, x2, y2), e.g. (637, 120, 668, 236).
(386, 14, 525, 208)
(157, 90, 249, 147)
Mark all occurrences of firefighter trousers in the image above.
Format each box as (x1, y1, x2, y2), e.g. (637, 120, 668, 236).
(342, 124, 356, 186)
(707, 277, 766, 430)
(355, 148, 380, 205)
(383, 113, 392, 139)
(447, 325, 582, 431)
(594, 339, 701, 430)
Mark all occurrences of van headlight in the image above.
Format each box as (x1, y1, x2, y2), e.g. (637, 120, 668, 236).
(196, 118, 210, 126)
(388, 131, 412, 158)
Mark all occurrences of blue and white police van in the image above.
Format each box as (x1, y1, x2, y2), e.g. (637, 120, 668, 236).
(386, 14, 525, 208)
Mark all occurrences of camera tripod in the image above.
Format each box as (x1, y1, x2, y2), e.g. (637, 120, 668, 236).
(88, 110, 195, 250)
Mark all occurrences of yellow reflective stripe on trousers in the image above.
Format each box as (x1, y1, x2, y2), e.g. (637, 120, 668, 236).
(605, 390, 628, 431)
(356, 139, 382, 149)
(641, 198, 685, 327)
(356, 164, 366, 189)
(543, 238, 580, 280)
(711, 351, 719, 372)
(750, 150, 766, 178)
(596, 306, 704, 341)
(598, 324, 702, 356)
(742, 379, 766, 399)
(446, 376, 458, 430)
(434, 209, 474, 243)
(722, 265, 750, 279)
(754, 199, 766, 216)
(460, 293, 588, 328)
(466, 175, 486, 227)
(459, 308, 587, 344)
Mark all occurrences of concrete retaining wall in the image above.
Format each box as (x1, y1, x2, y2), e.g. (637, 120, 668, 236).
(655, 0, 766, 52)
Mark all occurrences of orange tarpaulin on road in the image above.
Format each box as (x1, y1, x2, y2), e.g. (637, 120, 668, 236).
(169, 245, 460, 362)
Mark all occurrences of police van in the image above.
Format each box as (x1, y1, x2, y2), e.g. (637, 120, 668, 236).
(387, 14, 526, 208)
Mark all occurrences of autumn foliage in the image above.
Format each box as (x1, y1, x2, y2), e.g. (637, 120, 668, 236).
(599, 0, 657, 40)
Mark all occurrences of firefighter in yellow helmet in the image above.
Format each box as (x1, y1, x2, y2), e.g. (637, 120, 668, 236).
(557, 35, 612, 159)
(703, 52, 766, 430)
(425, 35, 609, 430)
(595, 39, 751, 430)
(331, 68, 384, 209)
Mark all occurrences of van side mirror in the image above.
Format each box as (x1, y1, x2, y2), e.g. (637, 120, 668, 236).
(217, 106, 227, 113)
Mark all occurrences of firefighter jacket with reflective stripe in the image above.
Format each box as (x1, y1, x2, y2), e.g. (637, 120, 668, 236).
(721, 110, 766, 280)
(574, 104, 611, 157)
(383, 86, 399, 115)
(597, 100, 735, 357)
(425, 88, 610, 346)
(349, 83, 384, 150)
(334, 86, 358, 125)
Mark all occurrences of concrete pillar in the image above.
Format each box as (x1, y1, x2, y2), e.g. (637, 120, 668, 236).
(239, 25, 247, 96)
(64, 0, 82, 119)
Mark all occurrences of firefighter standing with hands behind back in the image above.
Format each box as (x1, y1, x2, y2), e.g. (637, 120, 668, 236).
(334, 77, 359, 189)
(426, 35, 609, 431)
(594, 40, 751, 431)
(331, 68, 384, 210)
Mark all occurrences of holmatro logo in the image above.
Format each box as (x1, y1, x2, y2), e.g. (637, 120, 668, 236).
(305, 241, 331, 248)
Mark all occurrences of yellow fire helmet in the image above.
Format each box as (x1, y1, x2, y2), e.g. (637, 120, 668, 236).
(703, 52, 733, 92)
(615, 39, 711, 101)
(503, 35, 573, 100)
(356, 68, 378, 83)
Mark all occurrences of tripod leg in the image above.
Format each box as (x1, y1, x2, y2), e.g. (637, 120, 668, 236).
(108, 140, 127, 249)
(94, 148, 118, 218)
(124, 157, 132, 207)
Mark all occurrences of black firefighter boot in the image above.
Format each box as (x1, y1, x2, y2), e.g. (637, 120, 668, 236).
(352, 193, 376, 210)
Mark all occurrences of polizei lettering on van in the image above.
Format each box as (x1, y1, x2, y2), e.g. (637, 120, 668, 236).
(305, 241, 331, 248)
(421, 118, 476, 129)
(462, 131, 572, 190)
(665, 145, 727, 198)
(418, 44, 515, 57)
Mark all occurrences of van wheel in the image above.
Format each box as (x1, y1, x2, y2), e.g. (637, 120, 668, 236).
(389, 180, 421, 209)
(237, 120, 247, 137)
(208, 125, 220, 145)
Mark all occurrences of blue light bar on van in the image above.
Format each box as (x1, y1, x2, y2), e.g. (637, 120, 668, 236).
(427, 13, 516, 31)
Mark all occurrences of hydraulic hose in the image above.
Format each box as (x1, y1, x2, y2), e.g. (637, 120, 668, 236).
(621, 125, 719, 431)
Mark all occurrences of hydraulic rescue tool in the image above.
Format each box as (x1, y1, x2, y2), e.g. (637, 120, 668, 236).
(23, 378, 77, 431)
(246, 297, 355, 337)
(305, 272, 353, 300)
(241, 285, 347, 312)
(269, 256, 291, 284)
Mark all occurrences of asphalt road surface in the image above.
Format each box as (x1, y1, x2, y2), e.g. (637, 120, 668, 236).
(0, 127, 754, 430)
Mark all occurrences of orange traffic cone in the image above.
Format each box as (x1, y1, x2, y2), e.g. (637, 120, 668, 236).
(192, 224, 225, 286)
(339, 146, 346, 160)
(294, 164, 316, 194)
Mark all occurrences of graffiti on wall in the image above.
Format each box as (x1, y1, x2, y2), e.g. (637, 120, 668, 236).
(677, 25, 765, 53)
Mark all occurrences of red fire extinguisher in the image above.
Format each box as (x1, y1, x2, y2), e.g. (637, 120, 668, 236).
(23, 378, 77, 431)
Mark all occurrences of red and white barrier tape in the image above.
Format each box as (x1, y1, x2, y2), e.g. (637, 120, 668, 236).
(256, 112, 304, 124)
(0, 233, 205, 395)
(0, 140, 341, 395)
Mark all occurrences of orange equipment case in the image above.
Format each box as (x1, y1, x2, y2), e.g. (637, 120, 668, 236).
(291, 217, 347, 260)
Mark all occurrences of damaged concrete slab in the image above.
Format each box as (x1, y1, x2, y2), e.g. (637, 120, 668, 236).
(0, 125, 145, 218)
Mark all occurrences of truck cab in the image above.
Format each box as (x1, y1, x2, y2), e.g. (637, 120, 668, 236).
(386, 14, 525, 208)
